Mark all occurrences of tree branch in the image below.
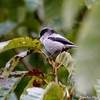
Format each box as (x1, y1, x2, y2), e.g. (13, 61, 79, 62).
(39, 49, 59, 84)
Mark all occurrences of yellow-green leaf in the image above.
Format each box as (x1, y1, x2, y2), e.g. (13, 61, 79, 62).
(0, 37, 41, 54)
(43, 82, 64, 100)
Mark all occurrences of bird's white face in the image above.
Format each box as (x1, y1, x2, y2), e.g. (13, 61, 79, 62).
(39, 27, 55, 44)
(39, 32, 50, 44)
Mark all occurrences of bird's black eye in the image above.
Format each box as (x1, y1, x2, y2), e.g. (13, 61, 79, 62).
(40, 28, 48, 37)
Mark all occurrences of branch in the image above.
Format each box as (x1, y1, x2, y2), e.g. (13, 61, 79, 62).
(39, 50, 59, 84)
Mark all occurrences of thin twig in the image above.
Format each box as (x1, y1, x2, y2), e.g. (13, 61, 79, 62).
(38, 49, 53, 66)
(45, 72, 53, 77)
(43, 79, 49, 85)
(66, 88, 71, 100)
(39, 49, 59, 84)
(38, 49, 48, 58)
(48, 58, 58, 84)
(54, 65, 58, 83)
(57, 63, 62, 69)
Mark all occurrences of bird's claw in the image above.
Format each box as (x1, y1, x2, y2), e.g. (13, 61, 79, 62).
(46, 56, 53, 62)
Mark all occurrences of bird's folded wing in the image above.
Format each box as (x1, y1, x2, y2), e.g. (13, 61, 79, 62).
(48, 37, 74, 45)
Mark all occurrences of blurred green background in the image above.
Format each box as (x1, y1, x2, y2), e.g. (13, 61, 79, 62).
(0, 0, 100, 99)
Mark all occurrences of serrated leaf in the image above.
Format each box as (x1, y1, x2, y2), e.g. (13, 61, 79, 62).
(0, 76, 24, 100)
(75, 1, 100, 94)
(43, 82, 64, 100)
(0, 37, 40, 54)
(20, 87, 44, 100)
(56, 52, 74, 72)
(0, 21, 17, 37)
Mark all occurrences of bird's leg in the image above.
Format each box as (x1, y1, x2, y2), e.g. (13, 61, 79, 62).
(46, 53, 55, 66)
(48, 54, 53, 61)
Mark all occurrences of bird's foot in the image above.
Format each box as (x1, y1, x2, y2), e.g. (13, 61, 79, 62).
(46, 55, 55, 66)
(46, 56, 53, 62)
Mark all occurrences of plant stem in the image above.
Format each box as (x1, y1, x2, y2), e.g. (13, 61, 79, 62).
(40, 50, 59, 84)
(54, 65, 58, 83)
(66, 88, 71, 100)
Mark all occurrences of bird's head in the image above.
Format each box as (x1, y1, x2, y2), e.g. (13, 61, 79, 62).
(38, 27, 57, 40)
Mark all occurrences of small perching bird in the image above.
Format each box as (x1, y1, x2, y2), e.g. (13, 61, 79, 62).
(39, 27, 76, 56)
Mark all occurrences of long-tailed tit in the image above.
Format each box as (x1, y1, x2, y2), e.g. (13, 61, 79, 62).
(39, 27, 76, 56)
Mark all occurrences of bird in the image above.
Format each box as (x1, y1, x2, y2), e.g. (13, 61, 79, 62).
(39, 27, 76, 57)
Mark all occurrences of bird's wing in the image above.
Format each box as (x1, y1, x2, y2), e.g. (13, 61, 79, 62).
(48, 37, 74, 45)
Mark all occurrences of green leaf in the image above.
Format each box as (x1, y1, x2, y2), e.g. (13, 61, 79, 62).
(58, 66, 69, 85)
(20, 87, 44, 100)
(0, 50, 38, 78)
(56, 52, 74, 72)
(10, 71, 28, 76)
(75, 1, 100, 94)
(0, 37, 40, 54)
(22, 76, 45, 94)
(0, 21, 17, 37)
(0, 76, 24, 100)
(21, 82, 64, 100)
(43, 82, 64, 100)
(21, 75, 51, 96)
(20, 75, 48, 100)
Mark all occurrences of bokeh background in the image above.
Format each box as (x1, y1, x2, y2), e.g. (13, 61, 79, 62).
(0, 0, 100, 99)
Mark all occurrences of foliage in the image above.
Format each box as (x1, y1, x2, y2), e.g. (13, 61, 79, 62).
(0, 0, 100, 100)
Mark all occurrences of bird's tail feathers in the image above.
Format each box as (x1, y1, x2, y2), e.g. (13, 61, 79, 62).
(66, 44, 78, 48)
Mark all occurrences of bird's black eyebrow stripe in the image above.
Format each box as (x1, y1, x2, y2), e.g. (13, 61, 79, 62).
(50, 29, 57, 34)
(40, 28, 48, 36)
(48, 37, 74, 45)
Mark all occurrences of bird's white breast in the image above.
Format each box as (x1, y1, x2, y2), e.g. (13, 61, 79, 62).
(43, 38, 65, 54)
